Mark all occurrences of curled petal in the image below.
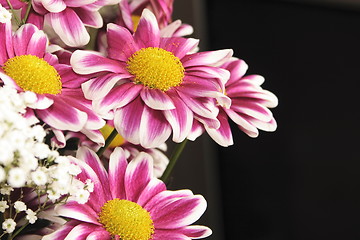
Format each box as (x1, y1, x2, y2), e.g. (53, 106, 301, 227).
(47, 9, 89, 47)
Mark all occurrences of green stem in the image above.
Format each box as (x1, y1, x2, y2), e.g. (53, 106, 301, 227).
(96, 128, 118, 157)
(160, 139, 188, 184)
(10, 222, 29, 240)
(22, 2, 32, 25)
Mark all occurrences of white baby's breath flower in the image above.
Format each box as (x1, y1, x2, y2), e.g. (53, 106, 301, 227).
(85, 179, 94, 192)
(31, 168, 48, 186)
(0, 201, 9, 213)
(0, 186, 13, 195)
(26, 209, 37, 224)
(0, 5, 11, 24)
(68, 163, 81, 176)
(47, 189, 61, 202)
(21, 91, 37, 105)
(7, 167, 27, 188)
(14, 201, 27, 212)
(74, 189, 90, 204)
(0, 166, 5, 183)
(2, 218, 16, 233)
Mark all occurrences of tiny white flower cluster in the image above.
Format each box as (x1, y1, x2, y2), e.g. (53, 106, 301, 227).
(0, 86, 93, 235)
(0, 4, 11, 23)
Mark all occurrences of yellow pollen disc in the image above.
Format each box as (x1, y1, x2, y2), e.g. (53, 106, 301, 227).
(2, 55, 62, 95)
(100, 124, 125, 148)
(131, 15, 141, 32)
(126, 47, 185, 91)
(99, 199, 154, 240)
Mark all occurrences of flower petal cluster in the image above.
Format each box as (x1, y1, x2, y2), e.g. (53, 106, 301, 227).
(0, 0, 121, 47)
(43, 146, 211, 239)
(189, 58, 278, 146)
(0, 22, 105, 147)
(0, 86, 92, 236)
(116, 0, 193, 36)
(72, 9, 232, 148)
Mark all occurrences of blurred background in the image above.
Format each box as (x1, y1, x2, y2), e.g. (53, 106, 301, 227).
(170, 0, 360, 239)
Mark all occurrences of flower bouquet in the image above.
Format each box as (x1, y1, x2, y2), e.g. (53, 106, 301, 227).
(0, 0, 278, 239)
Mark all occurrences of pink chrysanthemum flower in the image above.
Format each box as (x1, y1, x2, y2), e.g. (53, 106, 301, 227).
(0, 22, 105, 147)
(0, 0, 120, 47)
(43, 146, 212, 240)
(189, 57, 278, 146)
(71, 9, 232, 148)
(116, 0, 193, 37)
(67, 122, 170, 177)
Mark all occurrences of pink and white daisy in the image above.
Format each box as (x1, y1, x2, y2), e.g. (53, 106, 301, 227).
(0, 0, 120, 47)
(189, 57, 278, 146)
(116, 0, 193, 36)
(43, 146, 212, 239)
(0, 22, 105, 147)
(71, 9, 232, 148)
(67, 122, 170, 177)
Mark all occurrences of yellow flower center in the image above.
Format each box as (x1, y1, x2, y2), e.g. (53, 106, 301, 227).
(2, 55, 62, 95)
(131, 15, 141, 32)
(126, 47, 185, 91)
(98, 199, 154, 240)
(100, 124, 125, 148)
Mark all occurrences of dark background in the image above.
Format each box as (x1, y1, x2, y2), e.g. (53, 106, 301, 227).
(172, 0, 360, 240)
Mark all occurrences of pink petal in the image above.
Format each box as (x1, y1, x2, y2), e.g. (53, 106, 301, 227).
(75, 8, 103, 28)
(145, 189, 194, 210)
(169, 225, 212, 239)
(172, 23, 194, 37)
(63, 0, 97, 7)
(28, 94, 54, 109)
(55, 201, 100, 225)
(71, 50, 126, 74)
(160, 37, 199, 60)
(134, 9, 160, 48)
(139, 105, 172, 148)
(113, 97, 144, 145)
(108, 147, 128, 199)
(42, 221, 78, 240)
(177, 91, 219, 119)
(160, 19, 182, 37)
(124, 152, 153, 202)
(13, 23, 47, 57)
(163, 96, 193, 143)
(41, 0, 66, 12)
(182, 49, 233, 68)
(150, 194, 207, 229)
(231, 100, 273, 122)
(205, 111, 233, 147)
(93, 82, 143, 118)
(222, 58, 248, 86)
(187, 120, 204, 141)
(225, 108, 259, 137)
(107, 23, 138, 61)
(81, 74, 128, 101)
(36, 97, 87, 131)
(62, 222, 100, 240)
(47, 8, 89, 47)
(140, 88, 175, 110)
(136, 178, 166, 207)
(0, 21, 13, 64)
(86, 230, 111, 240)
(153, 231, 190, 240)
(69, 156, 108, 212)
(76, 147, 111, 199)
